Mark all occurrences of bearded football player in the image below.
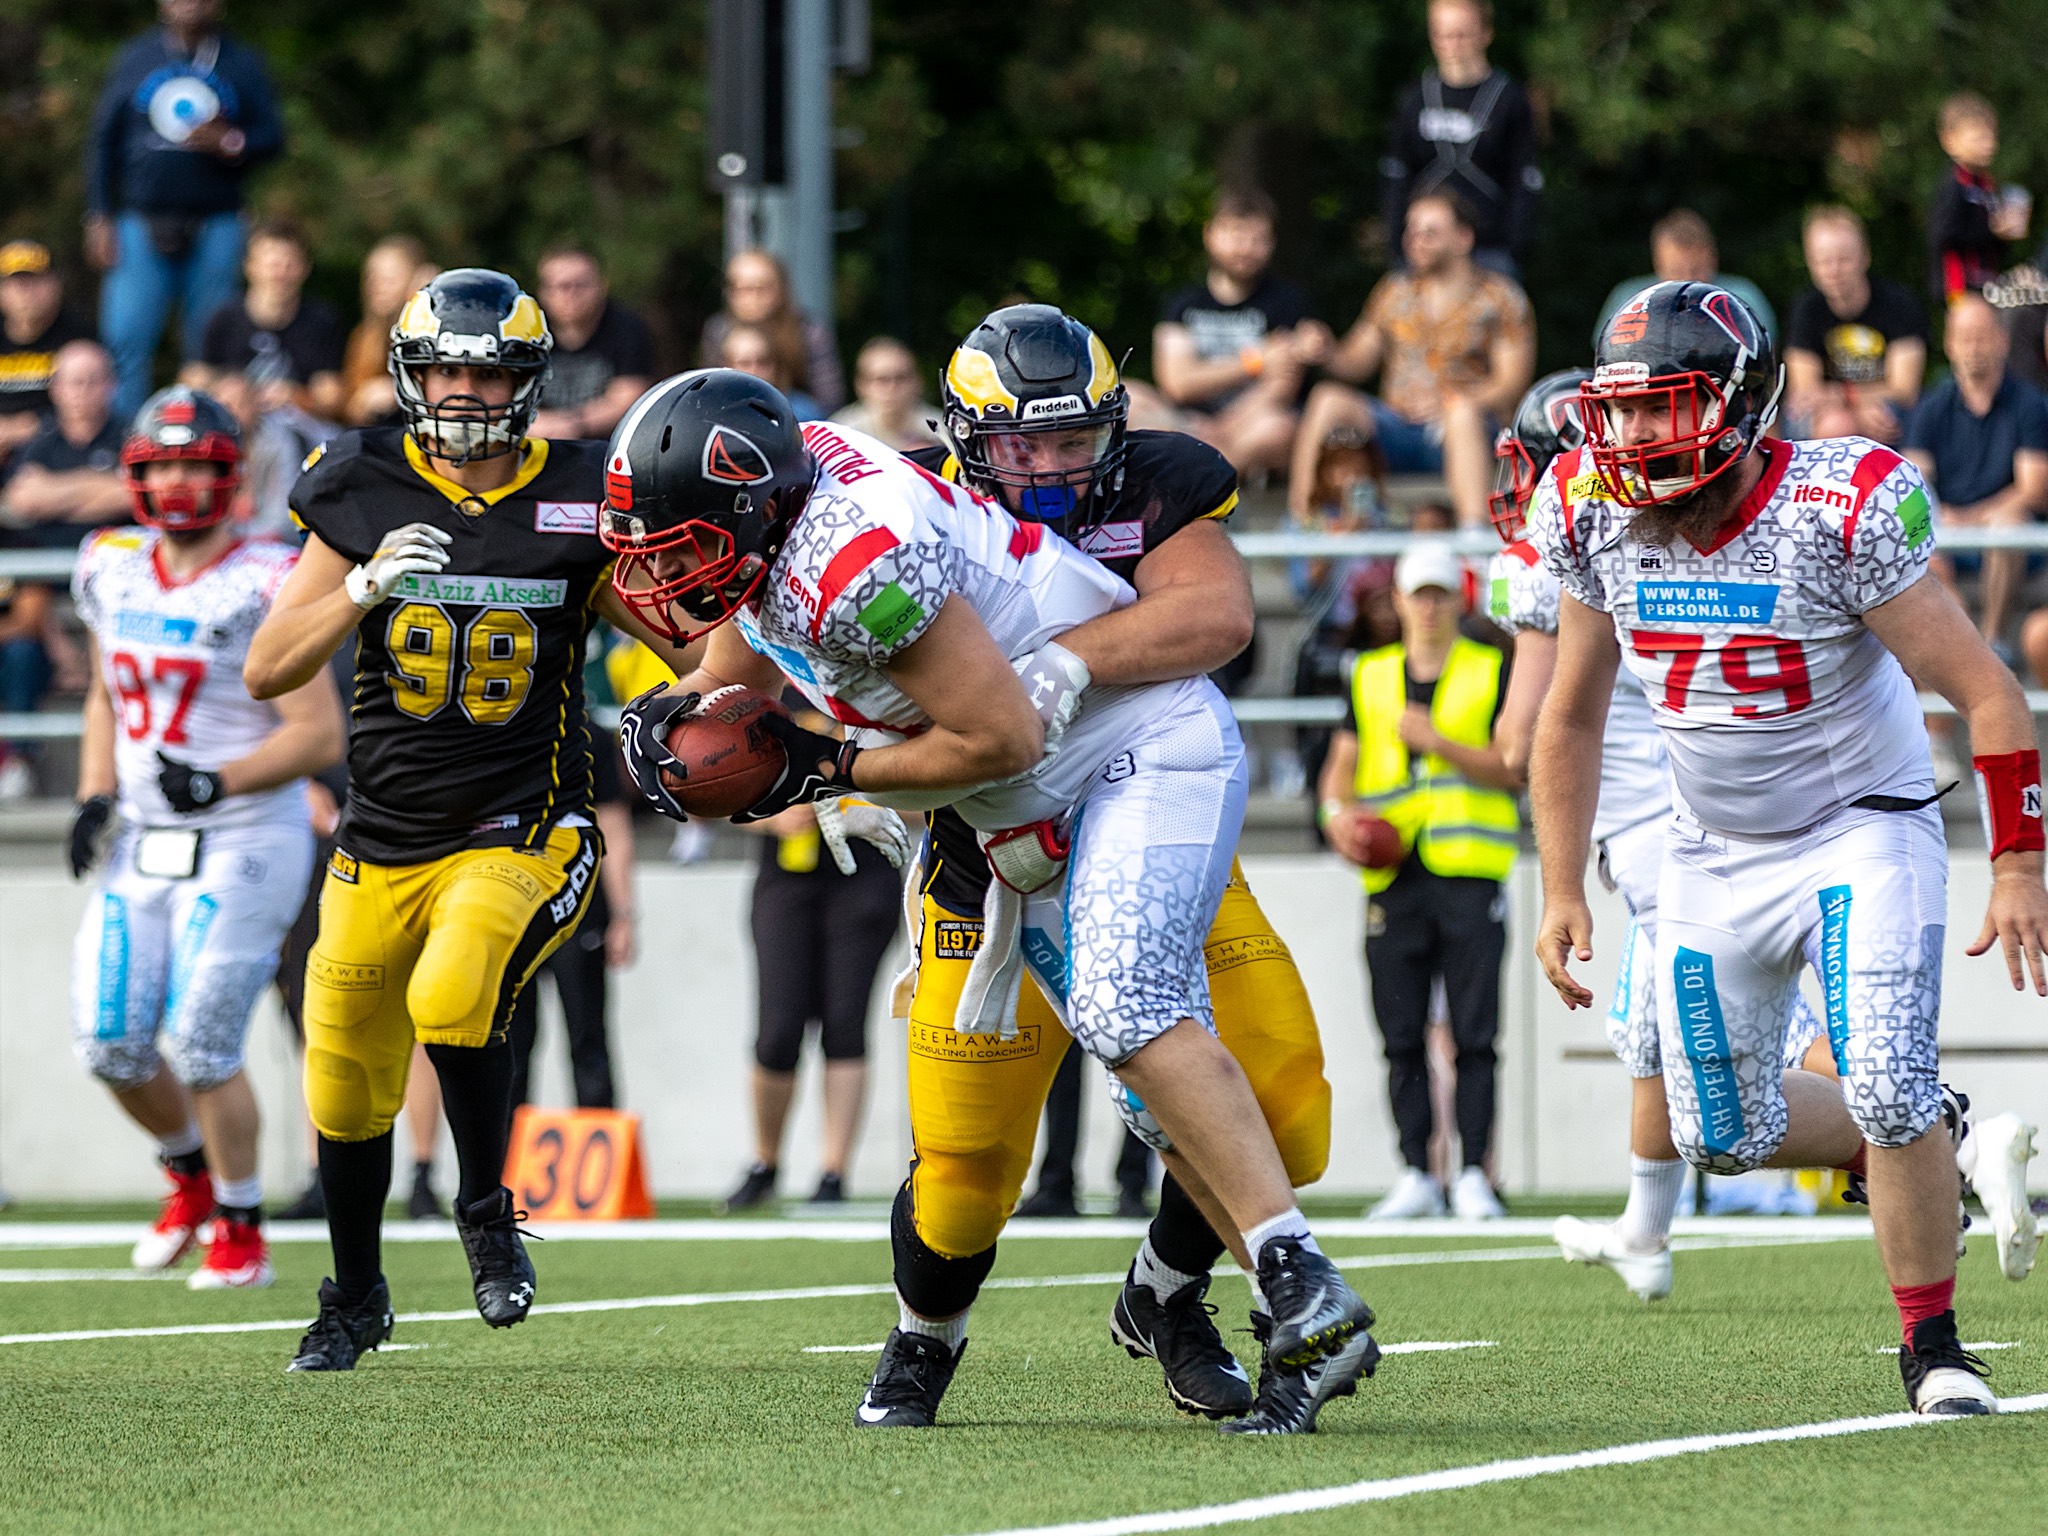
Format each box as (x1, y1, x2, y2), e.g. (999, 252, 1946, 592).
(1530, 282, 2044, 1416)
(245, 270, 695, 1371)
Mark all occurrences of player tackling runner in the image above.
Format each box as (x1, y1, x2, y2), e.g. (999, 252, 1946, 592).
(1530, 282, 2044, 1416)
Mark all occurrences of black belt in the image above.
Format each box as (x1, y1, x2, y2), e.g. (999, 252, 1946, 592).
(1851, 780, 1958, 813)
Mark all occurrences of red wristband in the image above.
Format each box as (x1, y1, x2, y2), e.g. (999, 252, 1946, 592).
(1974, 750, 2045, 858)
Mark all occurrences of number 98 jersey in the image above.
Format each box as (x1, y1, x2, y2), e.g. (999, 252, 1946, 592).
(1529, 436, 1936, 839)
(290, 428, 614, 864)
(72, 528, 304, 831)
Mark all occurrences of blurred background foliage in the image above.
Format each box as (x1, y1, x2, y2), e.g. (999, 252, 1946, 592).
(3, 0, 2045, 376)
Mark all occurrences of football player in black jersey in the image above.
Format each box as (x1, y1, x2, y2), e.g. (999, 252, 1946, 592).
(245, 269, 695, 1371)
(864, 305, 1358, 1434)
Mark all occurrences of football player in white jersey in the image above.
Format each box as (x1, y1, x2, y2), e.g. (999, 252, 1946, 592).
(601, 369, 1375, 1427)
(69, 388, 345, 1288)
(1490, 370, 1829, 1300)
(1530, 283, 2044, 1416)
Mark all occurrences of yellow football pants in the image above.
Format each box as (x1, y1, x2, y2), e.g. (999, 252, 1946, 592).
(904, 861, 1330, 1258)
(301, 825, 601, 1142)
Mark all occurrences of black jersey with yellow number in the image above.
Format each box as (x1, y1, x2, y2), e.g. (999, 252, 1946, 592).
(290, 428, 613, 865)
(907, 429, 1239, 916)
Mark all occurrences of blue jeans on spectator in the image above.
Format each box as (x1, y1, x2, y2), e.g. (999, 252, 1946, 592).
(101, 211, 245, 424)
(0, 633, 52, 759)
(1366, 397, 1446, 475)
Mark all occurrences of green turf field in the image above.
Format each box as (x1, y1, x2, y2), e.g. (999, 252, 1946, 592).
(1, 1219, 2041, 1535)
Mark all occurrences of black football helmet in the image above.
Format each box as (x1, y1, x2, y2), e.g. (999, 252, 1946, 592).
(1489, 368, 1590, 543)
(939, 304, 1128, 533)
(1581, 281, 1781, 507)
(122, 386, 242, 531)
(600, 369, 817, 644)
(389, 268, 552, 465)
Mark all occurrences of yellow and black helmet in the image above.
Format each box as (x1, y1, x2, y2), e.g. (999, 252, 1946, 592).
(940, 303, 1128, 530)
(389, 268, 553, 464)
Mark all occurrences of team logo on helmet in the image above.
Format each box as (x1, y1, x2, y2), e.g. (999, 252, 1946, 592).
(1607, 296, 1651, 347)
(606, 452, 635, 512)
(1700, 290, 1753, 352)
(702, 425, 773, 485)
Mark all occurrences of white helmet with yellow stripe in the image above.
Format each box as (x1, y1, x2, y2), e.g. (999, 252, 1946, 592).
(389, 268, 553, 465)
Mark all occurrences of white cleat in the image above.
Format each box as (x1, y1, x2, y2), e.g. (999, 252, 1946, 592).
(1969, 1113, 2040, 1282)
(1553, 1215, 1673, 1301)
(1449, 1167, 1507, 1219)
(1366, 1168, 1445, 1220)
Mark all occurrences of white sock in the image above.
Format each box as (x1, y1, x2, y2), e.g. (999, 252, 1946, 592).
(1618, 1157, 1685, 1252)
(1243, 1207, 1321, 1269)
(897, 1296, 967, 1351)
(157, 1122, 204, 1160)
(212, 1173, 262, 1212)
(1131, 1236, 1204, 1301)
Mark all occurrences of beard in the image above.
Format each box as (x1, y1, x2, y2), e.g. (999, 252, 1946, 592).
(1625, 468, 1744, 549)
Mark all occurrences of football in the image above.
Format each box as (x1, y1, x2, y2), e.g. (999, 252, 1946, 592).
(659, 685, 790, 818)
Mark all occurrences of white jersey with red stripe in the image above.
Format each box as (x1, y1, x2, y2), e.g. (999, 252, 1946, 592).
(1528, 436, 1935, 838)
(732, 421, 1213, 829)
(72, 529, 307, 831)
(1489, 538, 1669, 843)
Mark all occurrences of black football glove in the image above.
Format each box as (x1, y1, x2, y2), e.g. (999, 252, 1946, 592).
(617, 686, 702, 822)
(731, 712, 863, 824)
(157, 751, 225, 814)
(67, 794, 116, 879)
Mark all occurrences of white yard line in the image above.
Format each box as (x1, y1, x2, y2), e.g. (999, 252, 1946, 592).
(804, 1339, 1495, 1358)
(0, 1269, 182, 1283)
(0, 1232, 1857, 1349)
(959, 1394, 2048, 1536)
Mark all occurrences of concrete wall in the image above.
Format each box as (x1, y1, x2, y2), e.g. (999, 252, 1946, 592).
(3, 854, 2045, 1202)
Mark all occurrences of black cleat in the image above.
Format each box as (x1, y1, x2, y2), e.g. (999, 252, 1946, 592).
(454, 1186, 537, 1327)
(1900, 1310, 1996, 1416)
(286, 1278, 394, 1372)
(1014, 1187, 1079, 1219)
(407, 1164, 446, 1221)
(722, 1162, 778, 1213)
(1219, 1311, 1379, 1435)
(809, 1171, 845, 1204)
(1109, 1269, 1252, 1419)
(274, 1178, 326, 1222)
(854, 1329, 963, 1427)
(1255, 1238, 1374, 1369)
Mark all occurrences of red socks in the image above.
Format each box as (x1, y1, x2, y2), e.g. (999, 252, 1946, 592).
(1891, 1278, 1955, 1346)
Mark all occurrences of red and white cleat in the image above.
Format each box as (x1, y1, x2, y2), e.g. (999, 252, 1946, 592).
(132, 1169, 215, 1270)
(188, 1218, 274, 1290)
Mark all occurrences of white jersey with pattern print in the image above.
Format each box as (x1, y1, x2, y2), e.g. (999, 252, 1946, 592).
(1527, 437, 1935, 838)
(72, 529, 307, 831)
(732, 420, 1213, 830)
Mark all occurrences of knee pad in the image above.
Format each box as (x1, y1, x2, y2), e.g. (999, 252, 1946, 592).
(1845, 1077, 1942, 1150)
(1107, 1073, 1174, 1152)
(407, 944, 496, 1043)
(77, 1033, 160, 1091)
(161, 1033, 244, 1093)
(892, 1179, 996, 1318)
(1668, 1104, 1786, 1175)
(304, 1045, 399, 1142)
(906, 1144, 1028, 1258)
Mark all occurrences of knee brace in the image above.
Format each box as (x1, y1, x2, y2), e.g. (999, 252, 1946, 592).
(892, 1179, 996, 1318)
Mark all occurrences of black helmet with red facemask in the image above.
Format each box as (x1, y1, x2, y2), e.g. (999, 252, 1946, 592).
(1581, 281, 1782, 507)
(599, 369, 817, 645)
(121, 386, 242, 531)
(1489, 368, 1589, 542)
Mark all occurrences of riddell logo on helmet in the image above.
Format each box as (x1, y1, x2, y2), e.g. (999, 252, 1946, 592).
(1021, 394, 1086, 419)
(1608, 300, 1651, 346)
(702, 425, 774, 485)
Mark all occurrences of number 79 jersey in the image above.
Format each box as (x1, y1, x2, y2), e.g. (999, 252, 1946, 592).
(1528, 436, 1936, 838)
(72, 528, 305, 830)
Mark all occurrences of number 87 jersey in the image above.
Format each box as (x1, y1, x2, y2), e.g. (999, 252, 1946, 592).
(1528, 436, 1938, 838)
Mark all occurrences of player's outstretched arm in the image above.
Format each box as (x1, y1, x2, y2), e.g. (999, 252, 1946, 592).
(244, 535, 372, 700)
(1530, 593, 1620, 1008)
(1054, 521, 1254, 686)
(1867, 575, 2048, 994)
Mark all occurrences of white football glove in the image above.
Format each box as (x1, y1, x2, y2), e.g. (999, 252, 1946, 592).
(1013, 640, 1090, 758)
(345, 522, 454, 609)
(815, 795, 913, 876)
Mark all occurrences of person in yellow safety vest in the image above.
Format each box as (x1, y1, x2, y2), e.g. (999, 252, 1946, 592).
(1319, 538, 1521, 1221)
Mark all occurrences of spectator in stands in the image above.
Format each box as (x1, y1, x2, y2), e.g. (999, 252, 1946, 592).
(0, 241, 93, 473)
(1593, 210, 1777, 347)
(721, 322, 824, 420)
(184, 219, 346, 421)
(207, 370, 332, 541)
(340, 235, 434, 428)
(831, 336, 939, 450)
(0, 341, 131, 545)
(0, 562, 51, 800)
(1288, 191, 1534, 529)
(700, 248, 845, 413)
(1785, 206, 1927, 443)
(529, 244, 658, 440)
(1906, 293, 2048, 672)
(85, 0, 284, 421)
(1152, 188, 1331, 477)
(1381, 0, 1541, 277)
(1985, 252, 2048, 391)
(1929, 92, 2029, 307)
(1319, 540, 1517, 1221)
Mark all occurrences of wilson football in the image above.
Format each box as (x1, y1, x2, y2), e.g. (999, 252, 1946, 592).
(659, 685, 790, 818)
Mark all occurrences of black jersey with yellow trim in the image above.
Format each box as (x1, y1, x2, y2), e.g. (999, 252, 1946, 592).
(290, 427, 613, 865)
(909, 428, 1240, 917)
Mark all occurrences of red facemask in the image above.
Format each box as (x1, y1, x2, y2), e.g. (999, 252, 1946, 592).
(1580, 370, 1746, 507)
(122, 435, 242, 531)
